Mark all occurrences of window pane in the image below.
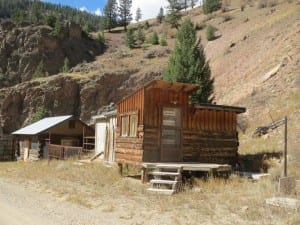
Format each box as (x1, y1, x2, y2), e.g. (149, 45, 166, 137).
(121, 116, 128, 136)
(129, 115, 137, 137)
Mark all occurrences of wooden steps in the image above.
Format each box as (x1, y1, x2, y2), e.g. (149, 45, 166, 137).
(147, 165, 183, 195)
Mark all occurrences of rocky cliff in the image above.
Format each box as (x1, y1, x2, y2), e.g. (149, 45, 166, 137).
(0, 20, 104, 88)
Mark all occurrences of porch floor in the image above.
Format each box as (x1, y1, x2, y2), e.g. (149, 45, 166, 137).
(141, 162, 232, 183)
(142, 162, 231, 172)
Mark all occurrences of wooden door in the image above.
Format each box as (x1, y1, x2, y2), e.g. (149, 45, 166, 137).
(160, 107, 182, 162)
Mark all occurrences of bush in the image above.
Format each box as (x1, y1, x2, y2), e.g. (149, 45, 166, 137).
(159, 35, 167, 46)
(144, 21, 150, 30)
(97, 32, 105, 43)
(135, 26, 145, 46)
(203, 0, 222, 14)
(206, 25, 217, 41)
(195, 22, 206, 30)
(222, 14, 233, 22)
(148, 31, 159, 45)
(32, 106, 49, 123)
(125, 27, 135, 49)
(33, 60, 46, 78)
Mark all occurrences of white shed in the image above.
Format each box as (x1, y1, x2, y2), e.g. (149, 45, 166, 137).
(92, 110, 116, 163)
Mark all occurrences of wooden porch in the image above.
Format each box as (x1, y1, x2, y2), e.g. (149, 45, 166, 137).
(142, 162, 232, 195)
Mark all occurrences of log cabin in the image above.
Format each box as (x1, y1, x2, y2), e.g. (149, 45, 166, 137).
(115, 80, 246, 167)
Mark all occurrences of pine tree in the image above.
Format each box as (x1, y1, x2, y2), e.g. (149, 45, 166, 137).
(104, 0, 118, 32)
(163, 19, 214, 103)
(125, 27, 135, 49)
(135, 7, 142, 22)
(118, 0, 132, 31)
(157, 7, 164, 24)
(166, 0, 182, 29)
(135, 25, 145, 45)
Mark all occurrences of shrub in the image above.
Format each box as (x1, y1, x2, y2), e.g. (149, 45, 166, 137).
(135, 26, 145, 46)
(222, 14, 233, 22)
(159, 35, 167, 46)
(61, 57, 70, 73)
(144, 21, 150, 30)
(32, 106, 49, 123)
(203, 0, 222, 14)
(33, 60, 46, 78)
(206, 25, 217, 41)
(148, 31, 159, 45)
(125, 27, 135, 49)
(97, 32, 105, 43)
(195, 22, 206, 30)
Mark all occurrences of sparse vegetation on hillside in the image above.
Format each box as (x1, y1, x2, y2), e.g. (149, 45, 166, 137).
(31, 106, 49, 123)
(206, 24, 217, 41)
(203, 0, 222, 14)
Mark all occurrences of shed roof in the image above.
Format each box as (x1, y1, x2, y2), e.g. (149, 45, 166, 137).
(195, 103, 246, 114)
(144, 80, 199, 93)
(12, 115, 73, 135)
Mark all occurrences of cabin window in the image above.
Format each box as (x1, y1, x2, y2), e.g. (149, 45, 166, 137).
(129, 115, 137, 137)
(121, 113, 138, 137)
(69, 120, 75, 129)
(121, 116, 129, 136)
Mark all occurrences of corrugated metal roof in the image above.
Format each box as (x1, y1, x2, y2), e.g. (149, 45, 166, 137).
(12, 115, 73, 135)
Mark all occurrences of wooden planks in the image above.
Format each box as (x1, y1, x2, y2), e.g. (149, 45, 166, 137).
(0, 137, 14, 161)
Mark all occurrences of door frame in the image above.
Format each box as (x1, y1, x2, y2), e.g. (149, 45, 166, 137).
(159, 106, 183, 162)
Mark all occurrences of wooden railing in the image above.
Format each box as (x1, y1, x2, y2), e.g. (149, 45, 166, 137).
(48, 144, 82, 160)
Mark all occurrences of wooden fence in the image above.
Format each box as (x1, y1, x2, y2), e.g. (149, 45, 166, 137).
(0, 137, 14, 161)
(48, 144, 82, 160)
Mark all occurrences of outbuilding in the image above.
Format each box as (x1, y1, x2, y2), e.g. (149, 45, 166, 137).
(92, 110, 117, 163)
(12, 115, 94, 160)
(115, 80, 246, 166)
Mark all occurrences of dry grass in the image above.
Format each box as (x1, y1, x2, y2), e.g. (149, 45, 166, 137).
(0, 160, 299, 224)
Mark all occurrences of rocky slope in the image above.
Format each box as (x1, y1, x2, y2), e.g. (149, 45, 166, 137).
(0, 20, 104, 88)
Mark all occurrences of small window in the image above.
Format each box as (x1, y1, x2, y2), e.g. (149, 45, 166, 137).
(120, 113, 138, 137)
(129, 115, 137, 137)
(121, 116, 129, 136)
(69, 120, 75, 129)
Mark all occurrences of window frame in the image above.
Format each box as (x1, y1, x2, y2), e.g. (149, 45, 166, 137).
(120, 111, 138, 138)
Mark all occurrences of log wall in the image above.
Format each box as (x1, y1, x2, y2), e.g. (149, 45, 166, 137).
(0, 137, 14, 161)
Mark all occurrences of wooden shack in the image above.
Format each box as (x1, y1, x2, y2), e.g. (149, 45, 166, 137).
(92, 110, 117, 163)
(115, 80, 246, 167)
(12, 115, 94, 160)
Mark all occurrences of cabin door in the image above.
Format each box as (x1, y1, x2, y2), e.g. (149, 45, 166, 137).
(160, 107, 182, 162)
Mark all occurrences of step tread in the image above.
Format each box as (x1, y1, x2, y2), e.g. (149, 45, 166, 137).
(147, 188, 175, 195)
(151, 171, 181, 176)
(150, 179, 178, 184)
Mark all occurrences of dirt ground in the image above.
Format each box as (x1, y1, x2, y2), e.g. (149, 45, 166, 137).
(0, 160, 299, 225)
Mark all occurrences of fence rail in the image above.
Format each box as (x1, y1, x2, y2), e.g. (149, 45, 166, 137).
(48, 144, 82, 160)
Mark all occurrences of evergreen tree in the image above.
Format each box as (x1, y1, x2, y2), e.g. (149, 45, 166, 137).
(125, 27, 135, 49)
(135, 25, 145, 45)
(135, 7, 142, 22)
(32, 106, 49, 123)
(166, 0, 182, 29)
(191, 0, 196, 8)
(62, 57, 70, 73)
(104, 0, 118, 32)
(163, 19, 214, 103)
(118, 0, 132, 31)
(203, 0, 222, 14)
(157, 7, 164, 24)
(150, 31, 159, 45)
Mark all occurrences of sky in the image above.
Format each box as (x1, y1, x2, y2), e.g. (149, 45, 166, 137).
(41, 0, 171, 21)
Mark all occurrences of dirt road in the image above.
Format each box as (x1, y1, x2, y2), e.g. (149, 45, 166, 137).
(0, 179, 124, 225)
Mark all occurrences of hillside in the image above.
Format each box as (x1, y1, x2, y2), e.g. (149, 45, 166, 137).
(0, 0, 299, 172)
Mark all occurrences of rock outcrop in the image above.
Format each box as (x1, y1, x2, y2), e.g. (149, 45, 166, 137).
(0, 20, 104, 88)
